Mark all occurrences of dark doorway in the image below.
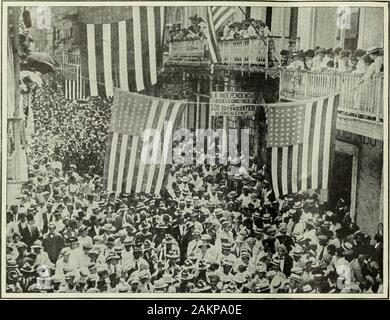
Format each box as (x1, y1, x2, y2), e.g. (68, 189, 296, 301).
(266, 7, 272, 29)
(329, 151, 353, 208)
(289, 8, 299, 39)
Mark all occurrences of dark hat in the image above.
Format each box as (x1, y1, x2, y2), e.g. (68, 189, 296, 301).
(166, 249, 180, 259)
(367, 46, 380, 55)
(179, 269, 194, 281)
(354, 49, 366, 57)
(106, 236, 115, 245)
(20, 263, 35, 274)
(198, 260, 210, 270)
(106, 253, 120, 263)
(69, 237, 78, 244)
(156, 260, 167, 270)
(192, 279, 211, 293)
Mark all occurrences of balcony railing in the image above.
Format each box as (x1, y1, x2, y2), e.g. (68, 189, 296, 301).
(168, 39, 208, 62)
(219, 38, 268, 66)
(280, 70, 384, 121)
(167, 36, 299, 66)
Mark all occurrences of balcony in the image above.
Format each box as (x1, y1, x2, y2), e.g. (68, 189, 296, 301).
(166, 36, 299, 68)
(168, 39, 208, 62)
(279, 70, 384, 140)
(220, 36, 299, 67)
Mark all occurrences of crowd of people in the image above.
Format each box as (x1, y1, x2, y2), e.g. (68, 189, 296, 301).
(6, 74, 383, 294)
(27, 74, 111, 175)
(167, 15, 208, 42)
(167, 17, 272, 43)
(282, 45, 384, 80)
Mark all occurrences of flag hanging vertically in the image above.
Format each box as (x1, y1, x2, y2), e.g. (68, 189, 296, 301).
(79, 6, 165, 97)
(63, 64, 84, 101)
(206, 6, 235, 63)
(103, 88, 186, 194)
(266, 94, 340, 199)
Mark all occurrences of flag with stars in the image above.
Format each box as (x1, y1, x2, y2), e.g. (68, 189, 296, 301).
(79, 6, 165, 97)
(103, 88, 186, 194)
(265, 94, 340, 198)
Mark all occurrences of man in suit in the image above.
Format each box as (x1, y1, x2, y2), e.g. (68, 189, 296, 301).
(171, 214, 186, 243)
(42, 222, 65, 263)
(20, 213, 41, 248)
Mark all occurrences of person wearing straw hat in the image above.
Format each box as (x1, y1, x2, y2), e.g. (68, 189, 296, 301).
(31, 239, 53, 268)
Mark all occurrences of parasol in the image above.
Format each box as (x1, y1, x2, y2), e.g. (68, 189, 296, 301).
(20, 70, 43, 87)
(24, 51, 58, 74)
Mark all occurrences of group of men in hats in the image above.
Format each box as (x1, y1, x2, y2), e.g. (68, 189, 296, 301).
(282, 45, 384, 78)
(6, 61, 383, 295)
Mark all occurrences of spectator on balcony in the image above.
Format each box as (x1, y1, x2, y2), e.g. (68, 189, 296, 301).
(336, 50, 352, 73)
(303, 49, 315, 70)
(367, 46, 383, 75)
(322, 49, 335, 69)
(258, 21, 271, 38)
(351, 49, 367, 74)
(223, 23, 231, 39)
(332, 47, 343, 68)
(311, 48, 326, 72)
(286, 52, 305, 71)
(358, 47, 383, 84)
(247, 21, 257, 38)
(280, 50, 291, 67)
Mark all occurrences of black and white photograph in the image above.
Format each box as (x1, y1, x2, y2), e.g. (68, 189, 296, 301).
(2, 1, 388, 298)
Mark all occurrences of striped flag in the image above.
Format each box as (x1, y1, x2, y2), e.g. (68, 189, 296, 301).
(63, 64, 85, 101)
(79, 6, 165, 97)
(103, 88, 186, 194)
(266, 94, 340, 199)
(206, 6, 235, 63)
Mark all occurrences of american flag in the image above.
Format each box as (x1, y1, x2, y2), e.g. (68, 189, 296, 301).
(103, 89, 186, 194)
(266, 94, 340, 198)
(206, 6, 235, 63)
(79, 6, 165, 97)
(63, 64, 85, 101)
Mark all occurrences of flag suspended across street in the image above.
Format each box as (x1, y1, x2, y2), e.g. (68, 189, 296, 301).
(266, 94, 340, 198)
(79, 6, 165, 97)
(103, 88, 186, 194)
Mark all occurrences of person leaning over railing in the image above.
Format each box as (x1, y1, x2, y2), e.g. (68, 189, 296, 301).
(351, 49, 367, 74)
(354, 46, 384, 85)
(285, 52, 306, 71)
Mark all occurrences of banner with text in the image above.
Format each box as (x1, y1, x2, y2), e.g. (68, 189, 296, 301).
(210, 91, 255, 116)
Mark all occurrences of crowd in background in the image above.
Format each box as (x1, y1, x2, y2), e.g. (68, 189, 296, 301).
(282, 46, 384, 80)
(6, 76, 384, 294)
(167, 17, 272, 42)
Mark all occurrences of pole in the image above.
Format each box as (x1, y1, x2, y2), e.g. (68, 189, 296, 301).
(10, 7, 22, 180)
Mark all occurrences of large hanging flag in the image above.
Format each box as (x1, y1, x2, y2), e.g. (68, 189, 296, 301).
(79, 6, 165, 97)
(103, 88, 186, 194)
(206, 6, 235, 63)
(266, 94, 340, 199)
(63, 64, 84, 101)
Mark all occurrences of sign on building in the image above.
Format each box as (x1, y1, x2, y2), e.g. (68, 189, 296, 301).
(210, 91, 255, 116)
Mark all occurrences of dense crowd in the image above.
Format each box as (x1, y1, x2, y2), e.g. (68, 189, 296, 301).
(282, 46, 384, 80)
(6, 77, 383, 294)
(27, 74, 111, 175)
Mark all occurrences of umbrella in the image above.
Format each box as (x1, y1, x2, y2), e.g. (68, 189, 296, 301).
(24, 52, 58, 74)
(20, 70, 43, 87)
